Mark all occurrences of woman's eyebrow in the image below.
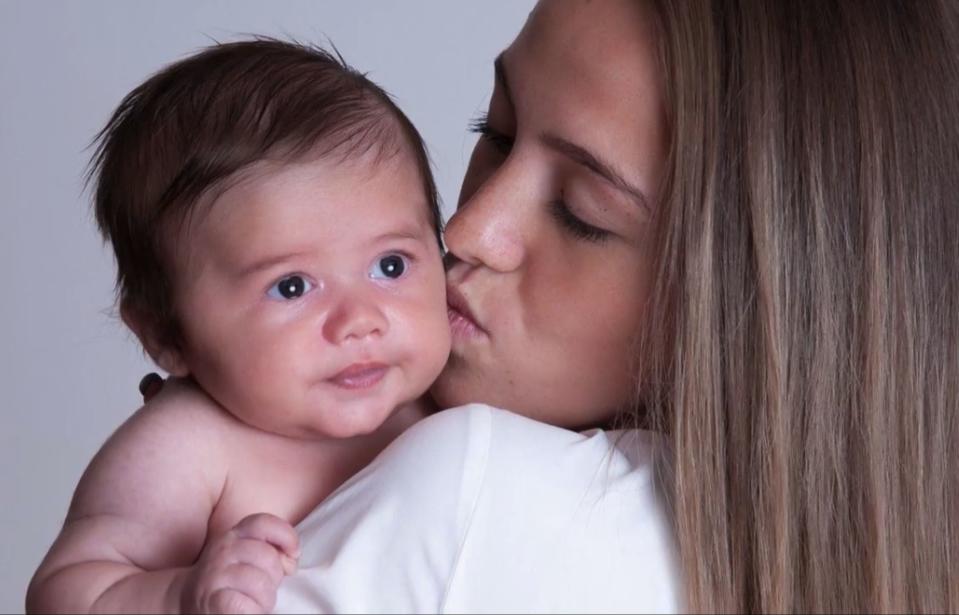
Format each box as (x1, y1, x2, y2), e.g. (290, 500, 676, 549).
(539, 133, 651, 212)
(496, 51, 649, 212)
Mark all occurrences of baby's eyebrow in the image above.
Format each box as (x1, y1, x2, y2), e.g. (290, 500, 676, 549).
(372, 229, 428, 243)
(234, 250, 312, 278)
(371, 214, 435, 244)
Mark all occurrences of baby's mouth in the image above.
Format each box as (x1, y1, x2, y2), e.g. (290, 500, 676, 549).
(328, 362, 389, 390)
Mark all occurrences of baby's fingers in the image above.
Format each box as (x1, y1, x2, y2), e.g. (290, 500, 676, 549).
(208, 585, 263, 615)
(233, 513, 300, 562)
(223, 563, 280, 613)
(228, 537, 287, 587)
(279, 552, 296, 576)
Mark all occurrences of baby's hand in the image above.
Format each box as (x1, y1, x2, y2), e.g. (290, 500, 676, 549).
(179, 513, 299, 614)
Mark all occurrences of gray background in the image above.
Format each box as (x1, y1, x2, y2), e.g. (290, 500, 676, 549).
(0, 1, 534, 610)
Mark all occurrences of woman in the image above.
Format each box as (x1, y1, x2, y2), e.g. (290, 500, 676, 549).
(192, 0, 959, 612)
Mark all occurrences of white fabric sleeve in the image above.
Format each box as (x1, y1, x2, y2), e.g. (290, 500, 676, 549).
(274, 404, 680, 614)
(442, 409, 680, 613)
(274, 404, 492, 614)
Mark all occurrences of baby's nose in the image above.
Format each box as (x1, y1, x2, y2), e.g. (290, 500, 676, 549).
(322, 291, 388, 345)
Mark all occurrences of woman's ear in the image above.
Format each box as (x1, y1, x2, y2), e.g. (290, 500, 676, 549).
(120, 303, 190, 378)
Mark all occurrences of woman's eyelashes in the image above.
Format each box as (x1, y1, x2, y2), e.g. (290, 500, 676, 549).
(468, 113, 513, 155)
(267, 274, 315, 300)
(549, 198, 612, 243)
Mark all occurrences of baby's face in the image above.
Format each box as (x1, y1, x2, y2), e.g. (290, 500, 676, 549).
(168, 151, 450, 439)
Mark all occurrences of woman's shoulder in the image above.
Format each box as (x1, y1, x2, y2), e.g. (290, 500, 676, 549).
(364, 404, 664, 512)
(401, 404, 666, 513)
(277, 404, 498, 613)
(277, 404, 679, 613)
(439, 407, 679, 613)
(396, 402, 661, 472)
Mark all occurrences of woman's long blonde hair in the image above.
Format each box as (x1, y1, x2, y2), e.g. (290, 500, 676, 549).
(637, 1, 959, 611)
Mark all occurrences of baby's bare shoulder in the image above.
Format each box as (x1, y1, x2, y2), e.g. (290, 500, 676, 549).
(111, 378, 247, 453)
(69, 379, 234, 518)
(45, 379, 239, 579)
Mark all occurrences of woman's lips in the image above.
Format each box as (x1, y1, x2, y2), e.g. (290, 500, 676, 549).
(446, 286, 486, 340)
(328, 363, 389, 389)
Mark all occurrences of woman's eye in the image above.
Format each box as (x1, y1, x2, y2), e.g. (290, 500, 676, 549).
(468, 113, 514, 155)
(369, 254, 408, 280)
(267, 274, 314, 300)
(549, 199, 612, 243)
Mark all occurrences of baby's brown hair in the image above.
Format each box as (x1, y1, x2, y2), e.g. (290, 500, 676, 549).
(91, 38, 441, 359)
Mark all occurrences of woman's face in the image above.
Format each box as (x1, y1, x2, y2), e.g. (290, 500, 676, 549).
(431, 0, 667, 428)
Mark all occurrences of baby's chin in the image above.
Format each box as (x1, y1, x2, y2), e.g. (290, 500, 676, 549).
(292, 410, 393, 441)
(300, 393, 429, 440)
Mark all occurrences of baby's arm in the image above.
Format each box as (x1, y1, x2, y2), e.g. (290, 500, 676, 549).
(26, 380, 298, 614)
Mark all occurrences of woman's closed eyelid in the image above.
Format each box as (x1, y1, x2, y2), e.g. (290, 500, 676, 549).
(549, 198, 612, 243)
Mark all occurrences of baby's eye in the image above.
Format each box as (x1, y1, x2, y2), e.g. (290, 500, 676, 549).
(369, 254, 408, 280)
(267, 274, 314, 300)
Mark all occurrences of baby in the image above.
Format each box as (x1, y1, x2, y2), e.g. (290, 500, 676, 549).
(27, 39, 451, 614)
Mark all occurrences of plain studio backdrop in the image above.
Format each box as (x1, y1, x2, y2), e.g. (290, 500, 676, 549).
(0, 1, 534, 610)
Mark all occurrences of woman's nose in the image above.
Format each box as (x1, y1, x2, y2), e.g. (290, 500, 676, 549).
(322, 289, 388, 345)
(444, 164, 529, 273)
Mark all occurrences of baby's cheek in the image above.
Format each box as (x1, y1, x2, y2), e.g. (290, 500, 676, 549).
(429, 311, 454, 379)
(401, 306, 451, 386)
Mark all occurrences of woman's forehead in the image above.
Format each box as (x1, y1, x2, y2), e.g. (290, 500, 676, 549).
(502, 0, 667, 207)
(505, 0, 663, 133)
(515, 0, 658, 69)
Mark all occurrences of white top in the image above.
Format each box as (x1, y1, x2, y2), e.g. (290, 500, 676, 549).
(275, 404, 680, 614)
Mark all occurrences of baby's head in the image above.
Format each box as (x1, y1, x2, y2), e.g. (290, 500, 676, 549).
(93, 39, 451, 439)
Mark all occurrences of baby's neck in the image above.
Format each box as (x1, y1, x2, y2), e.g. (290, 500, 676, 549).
(210, 395, 433, 534)
(305, 396, 431, 488)
(368, 397, 429, 447)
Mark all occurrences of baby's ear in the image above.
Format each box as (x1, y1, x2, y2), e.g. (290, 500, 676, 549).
(120, 303, 190, 378)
